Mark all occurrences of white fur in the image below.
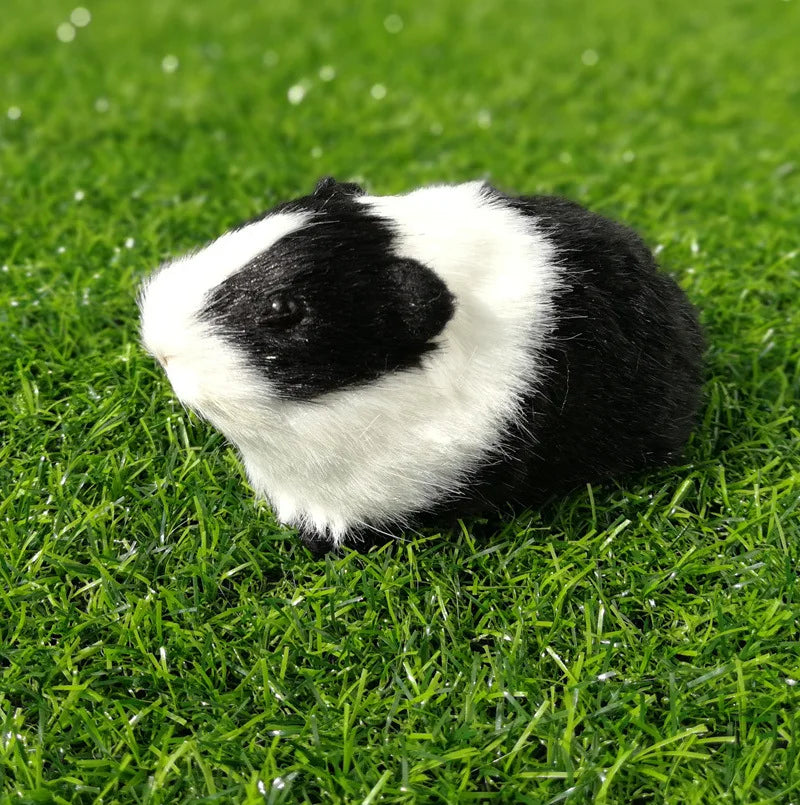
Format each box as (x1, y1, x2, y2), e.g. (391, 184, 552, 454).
(139, 183, 561, 545)
(139, 211, 308, 416)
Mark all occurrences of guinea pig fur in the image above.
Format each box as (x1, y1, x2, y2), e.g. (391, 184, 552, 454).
(139, 177, 704, 551)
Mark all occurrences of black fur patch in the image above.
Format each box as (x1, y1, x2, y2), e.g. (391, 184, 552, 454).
(200, 179, 455, 399)
(440, 190, 706, 517)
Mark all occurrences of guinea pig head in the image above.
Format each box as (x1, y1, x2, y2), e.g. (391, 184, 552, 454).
(139, 178, 456, 428)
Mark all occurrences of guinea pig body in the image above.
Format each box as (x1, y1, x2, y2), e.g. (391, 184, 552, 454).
(139, 178, 704, 550)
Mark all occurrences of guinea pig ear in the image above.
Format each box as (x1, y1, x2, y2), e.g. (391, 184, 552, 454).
(313, 176, 366, 199)
(389, 258, 456, 343)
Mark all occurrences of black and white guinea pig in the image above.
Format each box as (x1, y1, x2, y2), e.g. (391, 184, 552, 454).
(139, 177, 704, 551)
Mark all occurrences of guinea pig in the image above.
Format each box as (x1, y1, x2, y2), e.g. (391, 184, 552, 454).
(139, 177, 704, 552)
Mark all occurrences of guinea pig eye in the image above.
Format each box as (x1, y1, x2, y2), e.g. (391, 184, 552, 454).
(264, 293, 304, 327)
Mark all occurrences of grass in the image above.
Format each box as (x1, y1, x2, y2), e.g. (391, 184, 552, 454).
(1, 0, 799, 801)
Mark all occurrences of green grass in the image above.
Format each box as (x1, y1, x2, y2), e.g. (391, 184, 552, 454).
(1, 0, 799, 801)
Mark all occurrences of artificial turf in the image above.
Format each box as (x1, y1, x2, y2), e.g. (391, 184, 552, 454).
(1, 0, 799, 802)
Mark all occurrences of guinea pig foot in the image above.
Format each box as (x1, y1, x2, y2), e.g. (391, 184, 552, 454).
(296, 528, 335, 558)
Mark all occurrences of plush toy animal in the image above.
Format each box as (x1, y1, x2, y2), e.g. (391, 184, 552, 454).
(139, 177, 704, 551)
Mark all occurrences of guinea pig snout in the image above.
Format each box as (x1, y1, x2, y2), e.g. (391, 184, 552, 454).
(160, 357, 201, 405)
